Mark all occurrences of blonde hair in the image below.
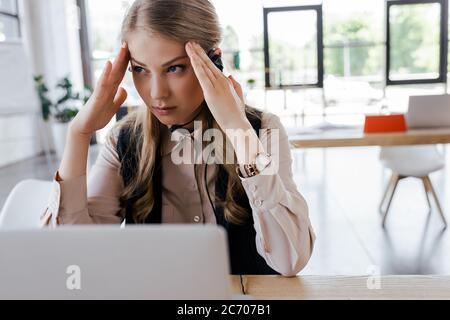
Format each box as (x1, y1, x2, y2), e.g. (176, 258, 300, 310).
(117, 0, 261, 224)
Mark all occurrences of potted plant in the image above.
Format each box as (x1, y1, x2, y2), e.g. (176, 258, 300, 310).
(52, 77, 92, 158)
(34, 75, 52, 121)
(34, 75, 56, 154)
(34, 75, 92, 158)
(246, 78, 256, 90)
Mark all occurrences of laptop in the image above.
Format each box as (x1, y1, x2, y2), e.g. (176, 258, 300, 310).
(0, 225, 232, 299)
(406, 94, 450, 128)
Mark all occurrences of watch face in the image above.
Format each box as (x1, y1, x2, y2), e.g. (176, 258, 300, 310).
(255, 153, 271, 172)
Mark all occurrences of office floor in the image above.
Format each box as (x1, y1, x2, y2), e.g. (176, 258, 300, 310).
(1, 144, 449, 275)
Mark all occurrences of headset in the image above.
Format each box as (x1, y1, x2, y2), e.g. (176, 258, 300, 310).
(207, 48, 224, 72)
(127, 48, 225, 220)
(169, 48, 224, 219)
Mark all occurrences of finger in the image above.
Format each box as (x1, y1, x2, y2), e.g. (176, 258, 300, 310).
(110, 42, 130, 86)
(203, 61, 216, 84)
(228, 75, 244, 101)
(98, 61, 112, 89)
(92, 61, 113, 102)
(191, 42, 223, 79)
(188, 44, 217, 86)
(195, 59, 215, 91)
(187, 44, 214, 90)
(227, 78, 245, 112)
(111, 87, 128, 111)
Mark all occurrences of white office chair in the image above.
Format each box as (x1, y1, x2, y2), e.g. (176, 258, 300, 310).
(379, 94, 450, 228)
(379, 145, 446, 227)
(0, 179, 53, 229)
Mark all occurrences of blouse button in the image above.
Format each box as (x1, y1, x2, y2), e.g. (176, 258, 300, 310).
(193, 215, 201, 223)
(250, 185, 257, 192)
(254, 199, 263, 207)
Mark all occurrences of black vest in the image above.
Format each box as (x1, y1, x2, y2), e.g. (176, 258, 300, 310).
(116, 111, 279, 275)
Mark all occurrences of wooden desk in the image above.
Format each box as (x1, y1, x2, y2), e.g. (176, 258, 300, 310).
(288, 128, 450, 148)
(231, 275, 450, 299)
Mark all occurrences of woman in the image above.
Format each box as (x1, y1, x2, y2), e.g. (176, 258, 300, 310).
(42, 0, 315, 276)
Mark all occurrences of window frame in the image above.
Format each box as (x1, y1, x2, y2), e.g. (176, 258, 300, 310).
(0, 0, 21, 40)
(386, 0, 448, 85)
(77, 0, 97, 144)
(263, 5, 324, 89)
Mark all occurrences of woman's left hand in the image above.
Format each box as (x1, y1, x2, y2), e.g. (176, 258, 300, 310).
(185, 41, 248, 131)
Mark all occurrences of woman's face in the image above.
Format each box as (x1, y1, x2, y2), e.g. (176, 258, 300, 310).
(126, 30, 205, 126)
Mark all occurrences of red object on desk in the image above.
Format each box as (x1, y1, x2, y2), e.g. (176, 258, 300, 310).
(363, 114, 407, 133)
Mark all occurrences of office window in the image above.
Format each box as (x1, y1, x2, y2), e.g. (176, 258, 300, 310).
(0, 0, 20, 41)
(387, 0, 448, 85)
(322, 0, 384, 108)
(263, 5, 323, 88)
(210, 0, 266, 89)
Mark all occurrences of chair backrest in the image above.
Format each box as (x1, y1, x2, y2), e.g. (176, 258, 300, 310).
(407, 94, 450, 128)
(380, 94, 449, 172)
(380, 144, 444, 162)
(0, 179, 53, 229)
(379, 144, 445, 176)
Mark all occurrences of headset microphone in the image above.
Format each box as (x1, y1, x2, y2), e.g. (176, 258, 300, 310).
(169, 104, 204, 133)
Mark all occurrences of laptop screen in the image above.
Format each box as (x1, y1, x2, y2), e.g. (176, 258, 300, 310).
(407, 94, 450, 128)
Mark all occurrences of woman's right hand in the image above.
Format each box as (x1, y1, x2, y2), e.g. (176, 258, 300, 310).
(70, 42, 130, 138)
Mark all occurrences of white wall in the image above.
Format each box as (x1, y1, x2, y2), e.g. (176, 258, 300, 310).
(0, 0, 83, 168)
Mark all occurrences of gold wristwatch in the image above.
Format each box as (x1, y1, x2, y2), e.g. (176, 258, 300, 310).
(236, 152, 272, 178)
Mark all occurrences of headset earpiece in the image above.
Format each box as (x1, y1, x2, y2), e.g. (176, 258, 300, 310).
(207, 48, 224, 72)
